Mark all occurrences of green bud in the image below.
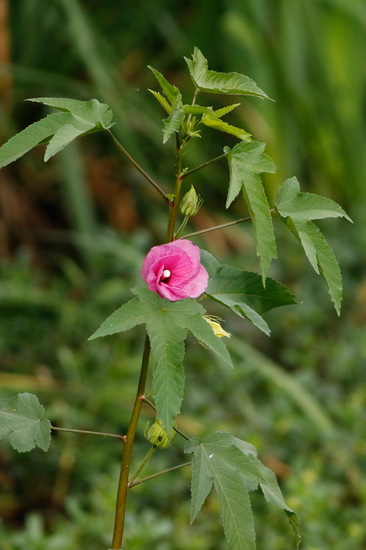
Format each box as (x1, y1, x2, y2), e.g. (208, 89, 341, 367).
(180, 185, 203, 217)
(144, 419, 176, 449)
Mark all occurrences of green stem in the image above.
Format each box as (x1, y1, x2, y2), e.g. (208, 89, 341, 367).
(166, 142, 184, 242)
(108, 130, 172, 206)
(111, 334, 151, 550)
(181, 153, 227, 180)
(51, 426, 126, 442)
(182, 216, 252, 240)
(186, 88, 199, 125)
(129, 461, 191, 489)
(128, 446, 156, 487)
(174, 215, 189, 239)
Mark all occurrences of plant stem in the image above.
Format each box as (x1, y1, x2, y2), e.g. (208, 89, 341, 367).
(186, 88, 199, 125)
(51, 426, 126, 442)
(128, 446, 156, 487)
(111, 334, 151, 550)
(166, 141, 184, 242)
(129, 461, 191, 489)
(108, 130, 172, 206)
(181, 153, 227, 180)
(182, 216, 252, 239)
(174, 215, 189, 239)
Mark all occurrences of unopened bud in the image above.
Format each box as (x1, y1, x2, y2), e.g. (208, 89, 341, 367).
(180, 186, 203, 217)
(144, 419, 176, 449)
(203, 315, 231, 338)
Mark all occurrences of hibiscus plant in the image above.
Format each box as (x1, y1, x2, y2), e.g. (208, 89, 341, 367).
(0, 48, 351, 549)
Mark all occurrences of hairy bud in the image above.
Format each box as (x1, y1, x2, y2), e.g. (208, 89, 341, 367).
(144, 419, 176, 449)
(180, 185, 203, 217)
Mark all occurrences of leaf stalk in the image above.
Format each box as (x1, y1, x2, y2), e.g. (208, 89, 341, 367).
(51, 426, 126, 442)
(108, 130, 172, 205)
(182, 215, 252, 239)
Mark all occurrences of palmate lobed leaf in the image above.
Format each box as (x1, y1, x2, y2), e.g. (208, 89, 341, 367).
(147, 311, 187, 431)
(275, 178, 351, 314)
(0, 393, 51, 452)
(28, 97, 114, 128)
(0, 112, 73, 168)
(201, 115, 251, 141)
(224, 141, 277, 283)
(185, 431, 300, 550)
(148, 89, 172, 114)
(185, 47, 272, 100)
(89, 286, 232, 429)
(148, 66, 181, 104)
(275, 177, 352, 222)
(148, 66, 185, 143)
(0, 97, 114, 168)
(291, 219, 343, 314)
(201, 250, 297, 335)
(162, 95, 185, 143)
(206, 263, 297, 311)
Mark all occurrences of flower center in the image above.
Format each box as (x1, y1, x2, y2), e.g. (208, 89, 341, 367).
(161, 269, 171, 282)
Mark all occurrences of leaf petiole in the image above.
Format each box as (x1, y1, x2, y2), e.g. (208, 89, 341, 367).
(182, 215, 252, 239)
(51, 425, 126, 442)
(129, 461, 191, 489)
(181, 153, 227, 180)
(107, 129, 172, 205)
(128, 446, 156, 487)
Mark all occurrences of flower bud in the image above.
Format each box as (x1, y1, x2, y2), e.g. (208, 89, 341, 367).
(144, 419, 176, 449)
(180, 186, 203, 217)
(203, 315, 231, 338)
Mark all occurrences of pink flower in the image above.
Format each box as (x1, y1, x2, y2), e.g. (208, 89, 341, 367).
(141, 239, 208, 301)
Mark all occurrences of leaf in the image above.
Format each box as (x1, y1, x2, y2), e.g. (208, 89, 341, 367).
(149, 89, 172, 114)
(206, 263, 297, 335)
(185, 47, 272, 100)
(201, 113, 251, 142)
(0, 97, 114, 168)
(147, 309, 186, 432)
(275, 177, 352, 222)
(0, 112, 73, 168)
(148, 66, 181, 104)
(186, 437, 215, 523)
(183, 104, 215, 115)
(28, 97, 114, 129)
(213, 463, 255, 550)
(162, 94, 185, 143)
(44, 120, 94, 161)
(148, 67, 185, 143)
(274, 180, 348, 314)
(224, 141, 277, 282)
(198, 103, 251, 141)
(199, 248, 221, 277)
(185, 431, 300, 550)
(256, 464, 301, 549)
(89, 287, 232, 429)
(178, 310, 233, 367)
(225, 141, 276, 207)
(296, 220, 343, 314)
(214, 104, 241, 118)
(88, 291, 158, 340)
(0, 393, 51, 452)
(185, 432, 261, 550)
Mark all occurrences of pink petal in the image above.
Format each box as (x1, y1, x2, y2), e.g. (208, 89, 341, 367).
(177, 264, 208, 298)
(141, 239, 208, 301)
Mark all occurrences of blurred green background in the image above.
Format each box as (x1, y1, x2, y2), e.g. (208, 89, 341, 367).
(1, 1, 366, 549)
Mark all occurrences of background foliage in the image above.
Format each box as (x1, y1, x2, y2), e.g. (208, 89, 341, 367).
(0, 1, 365, 548)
